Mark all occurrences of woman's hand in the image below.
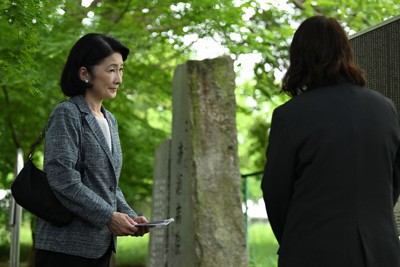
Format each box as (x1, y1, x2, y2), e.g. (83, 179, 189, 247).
(107, 212, 150, 237)
(107, 212, 138, 236)
(132, 216, 150, 236)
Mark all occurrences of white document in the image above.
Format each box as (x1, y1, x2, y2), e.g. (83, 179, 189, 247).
(136, 218, 174, 227)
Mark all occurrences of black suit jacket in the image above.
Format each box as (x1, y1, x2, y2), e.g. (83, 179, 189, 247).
(262, 83, 400, 267)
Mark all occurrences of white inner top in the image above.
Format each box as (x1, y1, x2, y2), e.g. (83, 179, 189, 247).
(95, 117, 112, 152)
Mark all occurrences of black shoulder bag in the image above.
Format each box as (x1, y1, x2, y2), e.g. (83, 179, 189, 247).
(11, 111, 85, 227)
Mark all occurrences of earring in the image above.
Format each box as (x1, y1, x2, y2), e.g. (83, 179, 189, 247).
(84, 79, 89, 83)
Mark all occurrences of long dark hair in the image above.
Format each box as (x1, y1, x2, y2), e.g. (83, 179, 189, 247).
(61, 33, 130, 97)
(282, 16, 366, 97)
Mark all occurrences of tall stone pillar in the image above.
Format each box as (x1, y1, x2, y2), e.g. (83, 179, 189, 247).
(167, 56, 248, 267)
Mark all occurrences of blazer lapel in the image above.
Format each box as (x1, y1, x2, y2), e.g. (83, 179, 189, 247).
(85, 115, 114, 159)
(69, 96, 117, 176)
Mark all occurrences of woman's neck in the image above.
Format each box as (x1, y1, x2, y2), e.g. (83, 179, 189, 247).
(85, 95, 104, 118)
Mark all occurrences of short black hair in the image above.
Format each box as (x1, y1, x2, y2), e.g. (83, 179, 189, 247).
(60, 33, 130, 97)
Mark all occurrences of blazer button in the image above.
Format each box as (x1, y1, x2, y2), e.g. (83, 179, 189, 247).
(109, 186, 114, 192)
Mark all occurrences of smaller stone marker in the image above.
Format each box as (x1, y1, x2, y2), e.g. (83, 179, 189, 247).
(148, 139, 171, 267)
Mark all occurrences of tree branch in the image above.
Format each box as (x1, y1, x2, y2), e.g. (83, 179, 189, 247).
(2, 86, 21, 149)
(291, 0, 305, 10)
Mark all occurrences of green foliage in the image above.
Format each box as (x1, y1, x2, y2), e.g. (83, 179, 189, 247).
(0, 216, 32, 263)
(115, 235, 149, 266)
(0, 193, 12, 244)
(0, 0, 42, 92)
(248, 222, 278, 267)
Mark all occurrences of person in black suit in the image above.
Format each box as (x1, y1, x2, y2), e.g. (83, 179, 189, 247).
(261, 15, 400, 267)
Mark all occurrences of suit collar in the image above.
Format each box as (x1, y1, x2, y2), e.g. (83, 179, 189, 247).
(69, 95, 91, 115)
(68, 95, 118, 172)
(69, 95, 112, 121)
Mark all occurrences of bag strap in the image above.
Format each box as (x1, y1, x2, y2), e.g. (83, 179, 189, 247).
(27, 127, 46, 160)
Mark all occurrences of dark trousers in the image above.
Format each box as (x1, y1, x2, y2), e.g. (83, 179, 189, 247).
(35, 244, 112, 267)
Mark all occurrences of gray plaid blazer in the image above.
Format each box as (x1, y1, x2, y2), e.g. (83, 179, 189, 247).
(35, 95, 137, 258)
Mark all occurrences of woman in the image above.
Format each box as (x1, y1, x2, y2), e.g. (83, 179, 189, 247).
(35, 33, 150, 267)
(261, 16, 400, 266)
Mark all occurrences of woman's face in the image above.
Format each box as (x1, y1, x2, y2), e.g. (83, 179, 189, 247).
(87, 52, 124, 100)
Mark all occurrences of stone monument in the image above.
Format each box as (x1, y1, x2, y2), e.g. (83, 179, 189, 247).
(148, 56, 248, 267)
